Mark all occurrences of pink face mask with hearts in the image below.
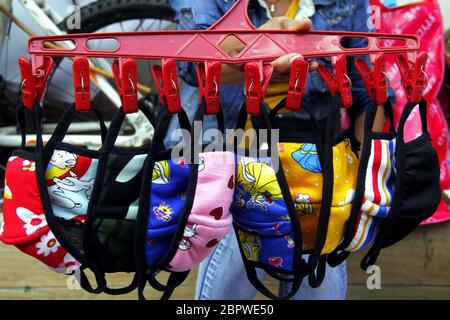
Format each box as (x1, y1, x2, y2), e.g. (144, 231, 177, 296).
(167, 151, 235, 272)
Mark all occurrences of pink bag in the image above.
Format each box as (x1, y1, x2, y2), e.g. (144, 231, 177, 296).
(369, 0, 449, 224)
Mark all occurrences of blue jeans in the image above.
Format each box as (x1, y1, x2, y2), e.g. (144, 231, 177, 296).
(195, 228, 347, 300)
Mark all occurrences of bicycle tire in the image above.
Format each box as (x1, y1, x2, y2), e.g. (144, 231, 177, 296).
(58, 0, 174, 34)
(42, 0, 175, 122)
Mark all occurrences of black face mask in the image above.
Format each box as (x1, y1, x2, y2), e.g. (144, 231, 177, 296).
(361, 98, 441, 269)
(82, 101, 157, 295)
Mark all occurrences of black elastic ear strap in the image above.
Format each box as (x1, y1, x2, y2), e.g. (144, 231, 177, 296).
(16, 104, 29, 149)
(135, 107, 171, 301)
(302, 98, 339, 288)
(135, 106, 197, 300)
(398, 99, 429, 143)
(232, 103, 307, 300)
(102, 101, 161, 152)
(204, 105, 226, 135)
(235, 103, 248, 132)
(361, 99, 429, 270)
(146, 102, 213, 298)
(32, 103, 107, 294)
(43, 103, 107, 164)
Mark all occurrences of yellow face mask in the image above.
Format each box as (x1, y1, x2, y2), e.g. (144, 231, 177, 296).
(279, 139, 359, 253)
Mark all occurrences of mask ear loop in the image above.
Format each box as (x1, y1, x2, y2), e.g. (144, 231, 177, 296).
(146, 100, 227, 300)
(135, 105, 194, 300)
(232, 102, 308, 300)
(305, 93, 340, 288)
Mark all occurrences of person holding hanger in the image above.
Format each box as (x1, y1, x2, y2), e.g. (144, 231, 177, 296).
(168, 0, 386, 300)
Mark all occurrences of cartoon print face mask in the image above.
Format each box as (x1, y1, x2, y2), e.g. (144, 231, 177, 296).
(46, 149, 97, 221)
(279, 140, 359, 254)
(31, 102, 114, 293)
(135, 102, 234, 300)
(167, 151, 235, 272)
(232, 155, 297, 274)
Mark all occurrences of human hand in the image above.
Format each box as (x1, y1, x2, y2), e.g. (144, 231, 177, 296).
(263, 17, 318, 77)
(220, 17, 317, 84)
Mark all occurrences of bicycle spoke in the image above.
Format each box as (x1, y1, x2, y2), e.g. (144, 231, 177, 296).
(134, 19, 144, 32)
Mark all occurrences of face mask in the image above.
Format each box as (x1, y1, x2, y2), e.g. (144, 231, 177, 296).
(30, 102, 131, 294)
(135, 102, 234, 300)
(327, 101, 397, 267)
(233, 154, 301, 278)
(279, 138, 359, 255)
(233, 94, 360, 297)
(82, 102, 157, 294)
(1, 106, 80, 274)
(361, 99, 441, 269)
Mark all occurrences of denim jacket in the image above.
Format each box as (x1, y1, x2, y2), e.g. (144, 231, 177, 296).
(166, 0, 373, 143)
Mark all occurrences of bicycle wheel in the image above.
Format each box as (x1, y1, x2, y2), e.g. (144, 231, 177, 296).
(43, 0, 176, 134)
(0, 0, 175, 204)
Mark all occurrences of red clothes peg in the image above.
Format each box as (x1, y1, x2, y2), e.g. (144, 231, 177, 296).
(244, 62, 274, 115)
(152, 59, 181, 114)
(396, 52, 428, 105)
(112, 58, 138, 114)
(355, 53, 387, 105)
(317, 55, 352, 109)
(73, 57, 91, 112)
(286, 57, 309, 111)
(18, 56, 54, 110)
(197, 61, 222, 115)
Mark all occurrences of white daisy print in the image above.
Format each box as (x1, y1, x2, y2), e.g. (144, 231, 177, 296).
(16, 207, 47, 235)
(36, 231, 60, 256)
(49, 253, 81, 274)
(61, 254, 81, 273)
(22, 160, 35, 172)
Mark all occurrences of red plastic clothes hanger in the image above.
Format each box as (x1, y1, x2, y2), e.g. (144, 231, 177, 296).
(21, 0, 426, 114)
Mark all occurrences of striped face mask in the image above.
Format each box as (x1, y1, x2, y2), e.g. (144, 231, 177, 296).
(361, 99, 441, 269)
(345, 137, 396, 252)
